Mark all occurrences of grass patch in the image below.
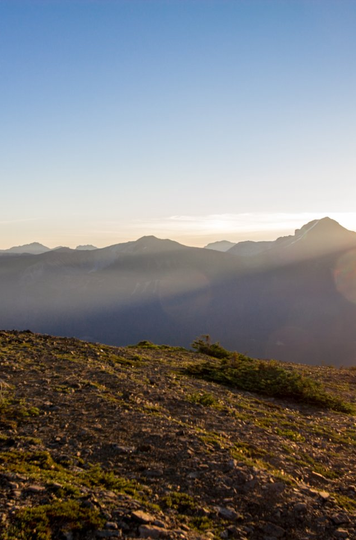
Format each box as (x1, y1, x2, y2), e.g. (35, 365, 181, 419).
(6, 500, 104, 540)
(275, 428, 306, 443)
(162, 491, 198, 514)
(187, 392, 222, 409)
(189, 516, 215, 532)
(185, 346, 354, 413)
(0, 393, 40, 427)
(231, 440, 269, 459)
(80, 464, 146, 498)
(129, 340, 186, 351)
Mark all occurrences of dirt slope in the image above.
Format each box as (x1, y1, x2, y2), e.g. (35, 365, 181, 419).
(1, 331, 356, 539)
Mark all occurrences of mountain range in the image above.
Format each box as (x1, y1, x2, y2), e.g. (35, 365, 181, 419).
(1, 217, 356, 366)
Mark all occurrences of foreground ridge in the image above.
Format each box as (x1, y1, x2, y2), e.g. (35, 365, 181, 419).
(1, 331, 356, 539)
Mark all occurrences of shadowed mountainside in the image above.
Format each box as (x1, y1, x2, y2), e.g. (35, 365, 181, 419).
(1, 219, 356, 366)
(2, 331, 356, 539)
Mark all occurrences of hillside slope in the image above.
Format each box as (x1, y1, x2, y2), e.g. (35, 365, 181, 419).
(1, 332, 356, 539)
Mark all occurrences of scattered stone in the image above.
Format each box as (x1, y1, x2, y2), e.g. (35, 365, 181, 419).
(263, 522, 285, 538)
(153, 519, 166, 528)
(2, 331, 356, 540)
(331, 514, 351, 525)
(293, 502, 307, 512)
(216, 506, 240, 521)
(132, 510, 156, 524)
(139, 524, 170, 538)
(334, 530, 349, 539)
(319, 491, 330, 500)
(265, 481, 285, 495)
(309, 471, 329, 483)
(187, 471, 200, 479)
(26, 485, 46, 493)
(105, 522, 119, 529)
(144, 469, 163, 478)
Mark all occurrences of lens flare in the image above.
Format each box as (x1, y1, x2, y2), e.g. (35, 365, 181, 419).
(334, 249, 356, 303)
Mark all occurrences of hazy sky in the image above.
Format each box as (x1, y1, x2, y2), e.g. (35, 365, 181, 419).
(1, 0, 356, 248)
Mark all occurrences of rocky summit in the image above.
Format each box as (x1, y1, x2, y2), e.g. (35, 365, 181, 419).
(1, 332, 356, 539)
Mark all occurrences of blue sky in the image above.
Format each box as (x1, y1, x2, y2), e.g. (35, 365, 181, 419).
(1, 0, 356, 248)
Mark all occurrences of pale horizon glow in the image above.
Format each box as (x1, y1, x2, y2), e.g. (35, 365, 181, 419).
(1, 212, 356, 250)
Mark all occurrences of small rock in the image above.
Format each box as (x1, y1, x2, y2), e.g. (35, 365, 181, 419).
(216, 506, 239, 521)
(293, 503, 307, 513)
(263, 522, 285, 538)
(187, 471, 200, 479)
(334, 530, 349, 539)
(139, 524, 169, 538)
(105, 522, 118, 530)
(310, 471, 328, 483)
(26, 485, 46, 493)
(132, 510, 155, 524)
(319, 491, 330, 501)
(144, 469, 163, 478)
(153, 520, 166, 528)
(265, 482, 285, 495)
(112, 445, 135, 454)
(332, 514, 350, 525)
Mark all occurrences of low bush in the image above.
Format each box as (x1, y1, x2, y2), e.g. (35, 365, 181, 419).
(187, 340, 354, 414)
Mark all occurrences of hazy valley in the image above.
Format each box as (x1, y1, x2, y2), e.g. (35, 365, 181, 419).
(1, 217, 356, 367)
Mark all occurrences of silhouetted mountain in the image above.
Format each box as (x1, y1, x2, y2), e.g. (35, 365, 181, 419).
(228, 240, 273, 257)
(75, 244, 97, 250)
(1, 220, 356, 367)
(204, 240, 236, 252)
(0, 241, 50, 255)
(229, 218, 356, 263)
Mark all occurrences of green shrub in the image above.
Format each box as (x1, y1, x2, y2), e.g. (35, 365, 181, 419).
(8, 500, 104, 540)
(162, 491, 198, 514)
(191, 335, 231, 359)
(187, 392, 221, 408)
(186, 348, 354, 414)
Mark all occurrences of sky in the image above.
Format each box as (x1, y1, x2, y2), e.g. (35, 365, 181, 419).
(1, 0, 356, 249)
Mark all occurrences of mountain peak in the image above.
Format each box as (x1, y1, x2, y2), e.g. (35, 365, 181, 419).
(290, 217, 356, 251)
(4, 242, 50, 255)
(295, 217, 350, 237)
(105, 236, 187, 256)
(204, 240, 237, 252)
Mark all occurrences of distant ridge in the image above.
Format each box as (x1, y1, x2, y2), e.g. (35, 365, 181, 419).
(0, 242, 50, 255)
(228, 217, 356, 260)
(102, 235, 188, 255)
(204, 240, 236, 252)
(1, 218, 356, 366)
(76, 244, 97, 251)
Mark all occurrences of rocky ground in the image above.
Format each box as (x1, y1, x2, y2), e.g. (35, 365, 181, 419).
(1, 331, 356, 539)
